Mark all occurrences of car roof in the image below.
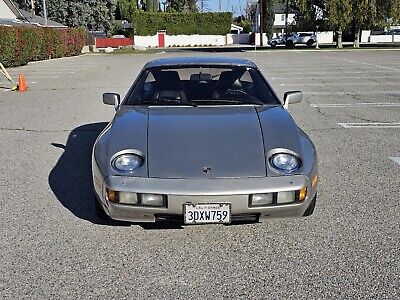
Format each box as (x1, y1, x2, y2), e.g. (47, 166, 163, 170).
(144, 57, 257, 68)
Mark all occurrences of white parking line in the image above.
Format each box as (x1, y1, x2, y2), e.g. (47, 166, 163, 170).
(282, 82, 399, 87)
(270, 75, 400, 80)
(304, 91, 400, 96)
(338, 122, 400, 128)
(7, 75, 59, 78)
(267, 70, 400, 76)
(312, 103, 400, 108)
(326, 56, 400, 72)
(9, 71, 74, 74)
(389, 157, 400, 166)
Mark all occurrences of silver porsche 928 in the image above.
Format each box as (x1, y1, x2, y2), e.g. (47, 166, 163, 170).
(92, 57, 318, 224)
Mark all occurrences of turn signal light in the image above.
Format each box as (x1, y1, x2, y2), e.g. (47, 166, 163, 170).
(299, 187, 307, 201)
(312, 174, 318, 187)
(106, 188, 118, 203)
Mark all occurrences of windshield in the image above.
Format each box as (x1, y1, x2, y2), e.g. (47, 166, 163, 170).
(125, 65, 279, 106)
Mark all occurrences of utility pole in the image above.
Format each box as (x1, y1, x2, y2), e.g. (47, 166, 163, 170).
(31, 0, 35, 19)
(259, 0, 263, 46)
(42, 0, 48, 26)
(285, 0, 289, 38)
(219, 0, 222, 11)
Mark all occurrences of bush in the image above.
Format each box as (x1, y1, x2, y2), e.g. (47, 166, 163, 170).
(0, 27, 86, 67)
(130, 12, 232, 36)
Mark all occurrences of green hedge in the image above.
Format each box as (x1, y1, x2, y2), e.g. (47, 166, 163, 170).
(0, 27, 86, 67)
(130, 12, 232, 36)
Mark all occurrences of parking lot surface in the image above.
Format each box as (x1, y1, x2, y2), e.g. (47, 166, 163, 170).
(0, 50, 399, 299)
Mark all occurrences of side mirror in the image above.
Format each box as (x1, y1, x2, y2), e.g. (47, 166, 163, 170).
(103, 93, 120, 110)
(283, 91, 302, 109)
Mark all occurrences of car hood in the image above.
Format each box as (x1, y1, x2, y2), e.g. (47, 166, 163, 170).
(148, 106, 266, 178)
(95, 106, 304, 179)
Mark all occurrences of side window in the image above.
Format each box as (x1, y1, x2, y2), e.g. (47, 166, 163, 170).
(249, 69, 275, 102)
(143, 72, 156, 94)
(240, 70, 255, 97)
(239, 70, 252, 84)
(127, 70, 155, 103)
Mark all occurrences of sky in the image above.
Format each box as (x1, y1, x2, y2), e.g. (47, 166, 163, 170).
(205, 0, 252, 16)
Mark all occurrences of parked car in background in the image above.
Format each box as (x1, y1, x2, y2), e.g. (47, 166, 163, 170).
(268, 32, 317, 48)
(385, 29, 400, 35)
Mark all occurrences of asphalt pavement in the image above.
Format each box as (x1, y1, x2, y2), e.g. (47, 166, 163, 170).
(0, 49, 399, 299)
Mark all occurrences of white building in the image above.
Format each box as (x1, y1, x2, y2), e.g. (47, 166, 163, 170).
(254, 3, 296, 36)
(0, 0, 25, 25)
(273, 3, 296, 35)
(0, 0, 66, 27)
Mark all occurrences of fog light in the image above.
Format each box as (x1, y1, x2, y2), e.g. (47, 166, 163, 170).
(277, 191, 295, 204)
(139, 194, 165, 207)
(119, 192, 138, 205)
(250, 193, 274, 206)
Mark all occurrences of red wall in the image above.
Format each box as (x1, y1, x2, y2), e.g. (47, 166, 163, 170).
(95, 38, 134, 48)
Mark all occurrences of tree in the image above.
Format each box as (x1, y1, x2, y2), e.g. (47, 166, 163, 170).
(167, 0, 186, 11)
(295, 0, 328, 31)
(326, 0, 352, 48)
(348, 0, 400, 47)
(351, 0, 377, 47)
(245, 0, 258, 20)
(116, 0, 138, 19)
(13, 0, 31, 10)
(33, 0, 117, 33)
(145, 0, 160, 12)
(167, 0, 197, 12)
(389, 0, 400, 23)
(262, 0, 276, 39)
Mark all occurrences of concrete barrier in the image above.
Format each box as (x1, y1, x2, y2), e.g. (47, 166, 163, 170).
(369, 35, 400, 43)
(134, 34, 226, 47)
(316, 31, 334, 44)
(166, 35, 226, 47)
(361, 30, 371, 43)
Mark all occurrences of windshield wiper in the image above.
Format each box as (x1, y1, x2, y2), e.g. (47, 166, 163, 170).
(193, 99, 264, 106)
(134, 99, 197, 107)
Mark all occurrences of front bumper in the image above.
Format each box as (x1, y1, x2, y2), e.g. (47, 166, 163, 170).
(94, 175, 318, 223)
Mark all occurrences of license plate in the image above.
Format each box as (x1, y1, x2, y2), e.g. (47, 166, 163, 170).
(184, 203, 231, 224)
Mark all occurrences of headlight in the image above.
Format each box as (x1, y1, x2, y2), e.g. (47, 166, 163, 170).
(113, 154, 143, 172)
(270, 153, 300, 172)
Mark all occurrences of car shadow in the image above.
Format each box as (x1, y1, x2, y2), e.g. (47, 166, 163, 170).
(49, 122, 123, 226)
(48, 122, 186, 229)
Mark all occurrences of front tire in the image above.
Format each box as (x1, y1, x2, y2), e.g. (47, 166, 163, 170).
(286, 40, 294, 48)
(271, 41, 277, 48)
(303, 193, 317, 217)
(306, 39, 315, 47)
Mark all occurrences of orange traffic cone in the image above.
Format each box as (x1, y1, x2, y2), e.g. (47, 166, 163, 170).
(18, 73, 28, 92)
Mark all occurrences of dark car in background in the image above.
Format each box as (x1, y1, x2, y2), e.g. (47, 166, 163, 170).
(268, 32, 317, 48)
